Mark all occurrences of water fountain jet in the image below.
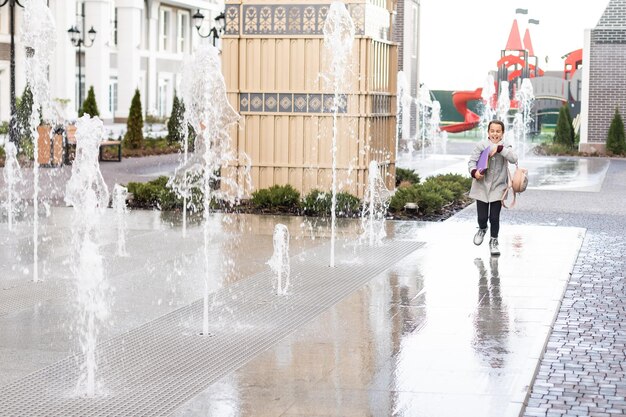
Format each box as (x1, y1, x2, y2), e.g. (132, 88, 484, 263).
(169, 41, 242, 336)
(267, 224, 290, 296)
(2, 142, 22, 231)
(65, 115, 111, 397)
(322, 2, 355, 268)
(21, 0, 56, 282)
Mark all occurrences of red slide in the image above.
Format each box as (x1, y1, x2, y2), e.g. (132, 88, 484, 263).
(440, 88, 483, 133)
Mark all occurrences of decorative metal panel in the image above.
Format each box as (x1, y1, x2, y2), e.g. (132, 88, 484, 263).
(240, 93, 348, 113)
(225, 4, 366, 36)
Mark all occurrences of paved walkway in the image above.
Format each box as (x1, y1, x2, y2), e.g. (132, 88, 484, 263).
(452, 154, 626, 417)
(0, 142, 624, 416)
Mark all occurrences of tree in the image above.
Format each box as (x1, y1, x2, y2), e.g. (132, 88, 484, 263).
(606, 107, 626, 155)
(80, 86, 100, 117)
(16, 85, 34, 150)
(124, 89, 144, 149)
(563, 104, 576, 147)
(166, 93, 185, 144)
(553, 105, 574, 149)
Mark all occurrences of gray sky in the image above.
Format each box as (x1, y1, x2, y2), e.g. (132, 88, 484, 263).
(419, 0, 608, 90)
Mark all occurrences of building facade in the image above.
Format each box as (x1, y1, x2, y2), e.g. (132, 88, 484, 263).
(392, 0, 420, 139)
(0, 0, 223, 124)
(580, 0, 626, 153)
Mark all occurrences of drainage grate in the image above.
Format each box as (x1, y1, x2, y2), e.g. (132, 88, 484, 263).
(0, 240, 424, 416)
(0, 281, 64, 317)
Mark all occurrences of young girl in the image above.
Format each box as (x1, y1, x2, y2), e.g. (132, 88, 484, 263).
(468, 120, 518, 255)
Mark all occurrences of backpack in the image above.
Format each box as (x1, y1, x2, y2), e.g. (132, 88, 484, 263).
(501, 164, 528, 208)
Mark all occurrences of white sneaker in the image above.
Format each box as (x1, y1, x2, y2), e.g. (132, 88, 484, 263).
(489, 238, 500, 256)
(473, 228, 487, 246)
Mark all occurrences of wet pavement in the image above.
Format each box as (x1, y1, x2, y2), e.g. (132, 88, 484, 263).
(0, 141, 625, 416)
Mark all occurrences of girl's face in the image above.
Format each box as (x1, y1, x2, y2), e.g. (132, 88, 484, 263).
(488, 124, 504, 143)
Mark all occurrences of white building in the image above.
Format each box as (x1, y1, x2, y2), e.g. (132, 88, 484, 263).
(0, 0, 223, 124)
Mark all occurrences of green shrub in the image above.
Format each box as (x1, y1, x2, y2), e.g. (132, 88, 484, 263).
(167, 94, 185, 144)
(79, 86, 99, 117)
(389, 184, 420, 212)
(127, 176, 181, 210)
(302, 189, 329, 215)
(250, 189, 272, 209)
(395, 167, 420, 186)
(124, 89, 144, 150)
(423, 174, 471, 200)
(302, 189, 360, 216)
(251, 184, 300, 211)
(16, 86, 34, 151)
(606, 107, 626, 155)
(336, 192, 361, 216)
(554, 105, 574, 149)
(389, 173, 471, 215)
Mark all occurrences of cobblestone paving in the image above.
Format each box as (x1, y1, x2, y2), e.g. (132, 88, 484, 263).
(457, 158, 626, 417)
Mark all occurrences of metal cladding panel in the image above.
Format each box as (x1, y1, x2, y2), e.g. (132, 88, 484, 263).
(222, 1, 397, 198)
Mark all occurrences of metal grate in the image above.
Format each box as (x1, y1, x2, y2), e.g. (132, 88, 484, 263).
(0, 240, 424, 416)
(0, 281, 64, 317)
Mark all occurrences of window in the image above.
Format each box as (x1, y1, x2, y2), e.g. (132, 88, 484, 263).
(109, 78, 118, 114)
(160, 8, 172, 51)
(111, 7, 118, 46)
(158, 78, 170, 117)
(177, 11, 189, 54)
(412, 5, 418, 59)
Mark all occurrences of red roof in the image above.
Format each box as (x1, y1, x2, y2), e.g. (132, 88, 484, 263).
(505, 19, 523, 51)
(523, 28, 534, 56)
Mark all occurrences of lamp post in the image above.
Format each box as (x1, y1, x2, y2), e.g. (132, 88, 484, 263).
(67, 24, 96, 111)
(192, 10, 225, 47)
(0, 0, 24, 145)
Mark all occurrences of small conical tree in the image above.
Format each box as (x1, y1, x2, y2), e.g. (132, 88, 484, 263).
(554, 105, 574, 149)
(16, 85, 34, 150)
(79, 86, 100, 117)
(606, 107, 626, 155)
(167, 93, 185, 144)
(124, 89, 144, 149)
(563, 104, 576, 147)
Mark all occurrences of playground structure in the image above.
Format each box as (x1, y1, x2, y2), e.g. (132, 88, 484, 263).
(441, 18, 582, 134)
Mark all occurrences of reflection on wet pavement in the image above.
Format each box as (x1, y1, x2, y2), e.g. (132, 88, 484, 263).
(172, 220, 585, 417)
(0, 201, 586, 417)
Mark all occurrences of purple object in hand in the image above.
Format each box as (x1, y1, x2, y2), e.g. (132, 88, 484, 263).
(476, 147, 491, 174)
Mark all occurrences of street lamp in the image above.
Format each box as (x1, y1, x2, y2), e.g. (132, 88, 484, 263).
(193, 10, 225, 47)
(0, 0, 24, 145)
(67, 24, 97, 111)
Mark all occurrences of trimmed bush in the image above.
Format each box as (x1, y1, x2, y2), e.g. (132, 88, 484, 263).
(395, 167, 420, 187)
(127, 176, 180, 210)
(606, 107, 626, 155)
(302, 189, 360, 217)
(124, 89, 144, 150)
(389, 173, 471, 215)
(389, 185, 420, 212)
(251, 184, 301, 211)
(79, 86, 100, 117)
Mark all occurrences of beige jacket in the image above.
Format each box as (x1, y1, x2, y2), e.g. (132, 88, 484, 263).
(467, 139, 518, 203)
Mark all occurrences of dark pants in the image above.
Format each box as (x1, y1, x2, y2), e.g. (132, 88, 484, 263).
(477, 200, 502, 238)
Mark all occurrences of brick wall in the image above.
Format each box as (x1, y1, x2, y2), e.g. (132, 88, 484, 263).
(393, 0, 404, 70)
(587, 0, 626, 145)
(588, 43, 626, 144)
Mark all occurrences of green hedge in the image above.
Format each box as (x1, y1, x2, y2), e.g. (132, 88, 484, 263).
(302, 189, 360, 217)
(389, 173, 471, 215)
